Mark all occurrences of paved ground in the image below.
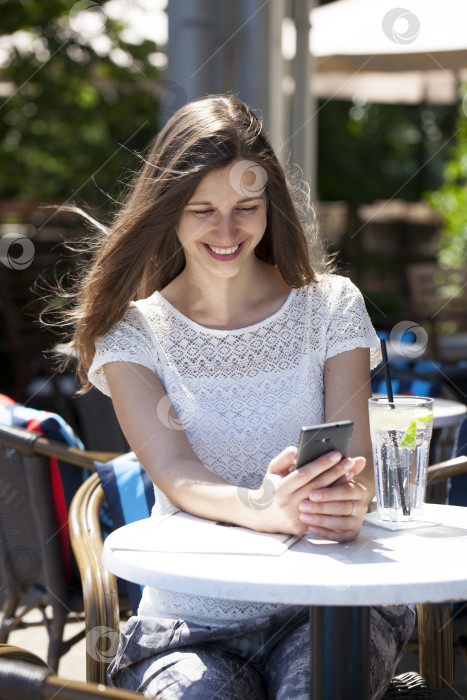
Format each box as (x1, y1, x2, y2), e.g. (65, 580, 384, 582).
(7, 607, 87, 681)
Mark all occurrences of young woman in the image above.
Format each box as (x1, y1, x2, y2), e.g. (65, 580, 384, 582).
(67, 95, 414, 699)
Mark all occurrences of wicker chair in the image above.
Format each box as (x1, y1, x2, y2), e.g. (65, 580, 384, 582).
(69, 460, 467, 697)
(0, 644, 143, 699)
(0, 424, 120, 673)
(69, 472, 121, 684)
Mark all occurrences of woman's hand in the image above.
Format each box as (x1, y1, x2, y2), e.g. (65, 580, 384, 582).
(297, 470, 369, 542)
(248, 446, 368, 538)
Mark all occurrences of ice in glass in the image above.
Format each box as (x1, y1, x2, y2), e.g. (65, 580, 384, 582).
(368, 396, 434, 522)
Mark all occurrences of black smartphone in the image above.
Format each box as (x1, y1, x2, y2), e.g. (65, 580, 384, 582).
(289, 420, 354, 472)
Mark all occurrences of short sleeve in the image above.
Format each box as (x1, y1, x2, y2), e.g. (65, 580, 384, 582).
(88, 305, 159, 397)
(325, 276, 381, 369)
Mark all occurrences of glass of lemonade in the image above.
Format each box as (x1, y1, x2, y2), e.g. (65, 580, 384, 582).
(368, 396, 434, 522)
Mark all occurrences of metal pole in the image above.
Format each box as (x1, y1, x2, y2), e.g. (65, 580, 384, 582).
(290, 0, 318, 199)
(266, 0, 287, 162)
(165, 0, 216, 118)
(311, 605, 371, 700)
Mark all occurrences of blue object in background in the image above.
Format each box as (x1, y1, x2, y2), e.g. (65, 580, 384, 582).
(94, 453, 155, 613)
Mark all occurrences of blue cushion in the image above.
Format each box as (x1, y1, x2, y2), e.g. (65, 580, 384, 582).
(94, 453, 155, 613)
(370, 359, 441, 397)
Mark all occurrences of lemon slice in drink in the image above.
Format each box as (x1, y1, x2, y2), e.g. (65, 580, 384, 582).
(400, 420, 417, 448)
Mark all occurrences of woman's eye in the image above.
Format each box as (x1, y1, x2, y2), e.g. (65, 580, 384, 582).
(236, 206, 258, 214)
(189, 205, 259, 217)
(192, 209, 214, 217)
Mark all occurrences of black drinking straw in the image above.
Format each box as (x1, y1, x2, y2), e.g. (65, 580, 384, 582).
(380, 339, 410, 516)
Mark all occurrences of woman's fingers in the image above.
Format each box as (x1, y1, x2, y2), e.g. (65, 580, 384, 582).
(298, 481, 369, 541)
(267, 445, 297, 475)
(286, 451, 352, 488)
(305, 524, 360, 543)
(306, 480, 367, 505)
(265, 448, 370, 539)
(268, 448, 366, 491)
(299, 498, 362, 518)
(304, 456, 366, 490)
(331, 456, 367, 487)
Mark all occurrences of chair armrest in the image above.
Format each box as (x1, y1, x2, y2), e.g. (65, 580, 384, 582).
(34, 437, 121, 469)
(0, 656, 142, 698)
(0, 423, 122, 470)
(69, 474, 120, 684)
(0, 644, 50, 668)
(427, 456, 467, 482)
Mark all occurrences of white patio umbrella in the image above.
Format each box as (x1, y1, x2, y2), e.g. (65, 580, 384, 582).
(310, 0, 467, 104)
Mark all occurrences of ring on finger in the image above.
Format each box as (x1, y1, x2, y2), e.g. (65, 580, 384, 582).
(349, 501, 356, 517)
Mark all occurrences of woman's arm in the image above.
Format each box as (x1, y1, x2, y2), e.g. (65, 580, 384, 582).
(297, 347, 375, 541)
(103, 360, 363, 535)
(325, 347, 375, 498)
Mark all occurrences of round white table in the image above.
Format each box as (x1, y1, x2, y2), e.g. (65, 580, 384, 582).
(431, 398, 466, 466)
(432, 398, 466, 430)
(103, 504, 467, 699)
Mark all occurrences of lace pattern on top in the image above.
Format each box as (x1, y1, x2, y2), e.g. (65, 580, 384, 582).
(89, 274, 380, 624)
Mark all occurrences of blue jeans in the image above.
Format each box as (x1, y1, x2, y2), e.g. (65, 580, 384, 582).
(108, 604, 415, 699)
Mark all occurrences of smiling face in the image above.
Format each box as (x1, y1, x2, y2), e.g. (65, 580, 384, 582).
(176, 160, 268, 282)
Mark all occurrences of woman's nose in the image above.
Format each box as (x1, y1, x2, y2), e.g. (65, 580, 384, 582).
(217, 214, 236, 239)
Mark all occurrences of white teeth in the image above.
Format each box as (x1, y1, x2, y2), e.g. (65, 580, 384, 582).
(207, 244, 240, 255)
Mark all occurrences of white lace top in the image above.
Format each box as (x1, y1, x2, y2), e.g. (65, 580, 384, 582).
(89, 273, 380, 624)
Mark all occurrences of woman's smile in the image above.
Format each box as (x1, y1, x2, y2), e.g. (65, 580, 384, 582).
(201, 240, 246, 260)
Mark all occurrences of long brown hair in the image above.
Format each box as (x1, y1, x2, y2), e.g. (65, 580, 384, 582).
(58, 94, 331, 390)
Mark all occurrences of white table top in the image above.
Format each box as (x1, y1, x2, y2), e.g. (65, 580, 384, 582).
(432, 398, 466, 429)
(103, 504, 467, 608)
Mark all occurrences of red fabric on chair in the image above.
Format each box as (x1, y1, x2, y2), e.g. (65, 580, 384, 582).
(0, 394, 86, 584)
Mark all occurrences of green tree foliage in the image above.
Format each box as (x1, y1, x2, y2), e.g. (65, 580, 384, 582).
(427, 97, 467, 267)
(317, 99, 454, 205)
(0, 0, 162, 209)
